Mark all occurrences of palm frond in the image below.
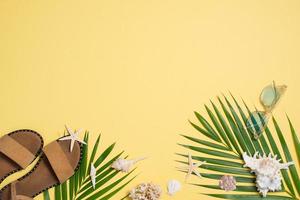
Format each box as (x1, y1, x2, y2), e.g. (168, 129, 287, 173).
(287, 116, 300, 166)
(43, 132, 136, 200)
(178, 95, 300, 200)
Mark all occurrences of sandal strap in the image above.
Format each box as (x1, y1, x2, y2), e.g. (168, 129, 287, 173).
(10, 182, 34, 200)
(11, 182, 16, 200)
(15, 196, 33, 200)
(43, 141, 74, 183)
(0, 135, 35, 169)
(10, 182, 33, 200)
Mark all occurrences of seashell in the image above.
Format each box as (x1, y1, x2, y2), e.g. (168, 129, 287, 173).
(243, 152, 294, 197)
(111, 157, 146, 173)
(219, 175, 236, 191)
(167, 179, 181, 196)
(90, 163, 96, 189)
(129, 182, 162, 200)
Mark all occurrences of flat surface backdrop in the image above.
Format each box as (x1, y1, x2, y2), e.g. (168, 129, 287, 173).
(0, 0, 300, 199)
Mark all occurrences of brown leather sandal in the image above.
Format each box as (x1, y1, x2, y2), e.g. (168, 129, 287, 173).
(0, 130, 43, 185)
(0, 138, 83, 200)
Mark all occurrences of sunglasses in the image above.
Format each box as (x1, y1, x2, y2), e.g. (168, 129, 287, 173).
(246, 81, 287, 140)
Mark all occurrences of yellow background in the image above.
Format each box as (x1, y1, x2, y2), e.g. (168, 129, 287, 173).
(0, 0, 300, 199)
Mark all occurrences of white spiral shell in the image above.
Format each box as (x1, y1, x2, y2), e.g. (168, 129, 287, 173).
(111, 157, 146, 173)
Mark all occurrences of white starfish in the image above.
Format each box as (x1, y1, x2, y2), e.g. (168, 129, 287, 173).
(59, 125, 86, 152)
(179, 153, 206, 182)
(90, 163, 96, 189)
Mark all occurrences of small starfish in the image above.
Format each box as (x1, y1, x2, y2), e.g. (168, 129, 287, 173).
(59, 125, 86, 152)
(180, 153, 206, 182)
(90, 163, 96, 189)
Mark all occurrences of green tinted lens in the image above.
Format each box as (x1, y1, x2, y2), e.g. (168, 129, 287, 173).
(260, 84, 277, 110)
(260, 82, 287, 112)
(246, 111, 268, 139)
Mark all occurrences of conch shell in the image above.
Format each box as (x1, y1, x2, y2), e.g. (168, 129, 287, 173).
(243, 152, 294, 197)
(111, 157, 146, 173)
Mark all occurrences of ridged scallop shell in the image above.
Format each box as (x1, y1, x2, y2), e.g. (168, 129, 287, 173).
(167, 179, 181, 196)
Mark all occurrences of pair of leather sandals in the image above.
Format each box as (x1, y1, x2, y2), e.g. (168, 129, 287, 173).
(0, 130, 83, 200)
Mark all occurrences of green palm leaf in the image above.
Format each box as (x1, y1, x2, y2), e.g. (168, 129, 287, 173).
(43, 190, 51, 200)
(264, 126, 295, 196)
(210, 100, 241, 155)
(206, 194, 294, 200)
(178, 95, 300, 200)
(200, 173, 255, 183)
(288, 116, 300, 166)
(231, 95, 264, 154)
(196, 185, 258, 192)
(43, 132, 136, 200)
(177, 153, 243, 168)
(273, 117, 300, 195)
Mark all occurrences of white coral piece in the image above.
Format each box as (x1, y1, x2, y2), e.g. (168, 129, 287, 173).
(243, 152, 294, 197)
(167, 179, 181, 196)
(111, 157, 146, 173)
(129, 182, 162, 200)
